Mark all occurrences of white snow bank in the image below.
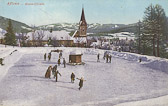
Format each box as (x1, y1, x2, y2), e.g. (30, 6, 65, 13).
(114, 95, 168, 106)
(0, 48, 23, 81)
(109, 51, 168, 74)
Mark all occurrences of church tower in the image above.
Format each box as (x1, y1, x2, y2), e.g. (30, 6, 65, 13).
(72, 7, 87, 46)
(79, 8, 87, 37)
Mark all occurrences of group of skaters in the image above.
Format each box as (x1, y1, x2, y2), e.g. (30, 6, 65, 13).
(97, 53, 112, 63)
(44, 52, 86, 90)
(44, 52, 66, 68)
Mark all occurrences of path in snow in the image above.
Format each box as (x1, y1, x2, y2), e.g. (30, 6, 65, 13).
(0, 51, 168, 106)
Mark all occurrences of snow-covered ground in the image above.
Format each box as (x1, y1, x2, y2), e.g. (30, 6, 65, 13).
(0, 45, 168, 106)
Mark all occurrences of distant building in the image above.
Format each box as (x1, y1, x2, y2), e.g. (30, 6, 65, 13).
(26, 30, 73, 47)
(72, 8, 87, 47)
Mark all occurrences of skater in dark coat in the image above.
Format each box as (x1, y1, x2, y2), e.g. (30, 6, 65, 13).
(45, 66, 52, 78)
(44, 53, 46, 61)
(139, 58, 142, 62)
(106, 54, 109, 63)
(71, 72, 75, 83)
(48, 52, 51, 61)
(77, 77, 86, 90)
(59, 52, 62, 58)
(55, 70, 61, 82)
(58, 58, 61, 66)
(52, 65, 57, 78)
(63, 58, 66, 68)
(109, 55, 112, 63)
(97, 53, 100, 62)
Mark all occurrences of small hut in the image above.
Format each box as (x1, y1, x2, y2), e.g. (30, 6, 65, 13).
(69, 50, 83, 64)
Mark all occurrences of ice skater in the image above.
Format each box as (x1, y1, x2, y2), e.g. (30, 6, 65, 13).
(109, 55, 112, 63)
(45, 66, 52, 78)
(58, 58, 61, 66)
(52, 65, 57, 78)
(71, 72, 75, 83)
(76, 77, 86, 90)
(44, 53, 46, 61)
(106, 54, 109, 63)
(48, 52, 51, 61)
(63, 58, 66, 68)
(97, 53, 100, 62)
(55, 70, 61, 82)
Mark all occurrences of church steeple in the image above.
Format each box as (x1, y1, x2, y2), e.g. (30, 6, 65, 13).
(80, 8, 86, 22)
(80, 8, 87, 26)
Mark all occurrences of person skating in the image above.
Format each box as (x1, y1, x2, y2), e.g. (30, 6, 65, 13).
(45, 66, 52, 78)
(97, 53, 100, 62)
(139, 58, 142, 62)
(48, 52, 51, 61)
(63, 58, 66, 68)
(71, 72, 75, 83)
(109, 55, 112, 63)
(76, 77, 86, 90)
(52, 65, 57, 78)
(106, 54, 109, 63)
(55, 70, 61, 82)
(58, 58, 61, 66)
(44, 53, 46, 61)
(59, 52, 62, 58)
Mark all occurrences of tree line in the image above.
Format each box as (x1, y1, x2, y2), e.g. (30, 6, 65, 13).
(136, 4, 168, 58)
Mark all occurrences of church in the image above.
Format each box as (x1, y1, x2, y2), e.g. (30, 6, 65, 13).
(72, 8, 87, 47)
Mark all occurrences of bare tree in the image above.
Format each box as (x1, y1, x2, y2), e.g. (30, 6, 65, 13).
(35, 30, 45, 46)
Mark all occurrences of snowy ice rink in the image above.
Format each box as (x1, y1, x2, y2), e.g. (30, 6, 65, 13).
(0, 46, 168, 106)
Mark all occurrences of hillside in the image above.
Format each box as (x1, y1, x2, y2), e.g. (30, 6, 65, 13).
(0, 16, 138, 34)
(38, 23, 137, 34)
(0, 16, 32, 33)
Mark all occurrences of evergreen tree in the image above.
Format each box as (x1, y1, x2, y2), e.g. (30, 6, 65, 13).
(141, 4, 167, 57)
(4, 19, 16, 45)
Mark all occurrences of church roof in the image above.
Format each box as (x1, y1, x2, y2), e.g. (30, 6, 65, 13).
(80, 8, 87, 26)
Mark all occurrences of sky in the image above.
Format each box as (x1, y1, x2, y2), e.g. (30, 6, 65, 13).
(0, 0, 168, 26)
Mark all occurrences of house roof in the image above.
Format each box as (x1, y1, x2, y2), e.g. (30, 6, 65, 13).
(26, 30, 72, 41)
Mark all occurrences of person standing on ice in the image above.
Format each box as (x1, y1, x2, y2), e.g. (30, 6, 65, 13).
(109, 55, 112, 63)
(63, 58, 66, 68)
(106, 54, 109, 63)
(44, 53, 46, 61)
(45, 66, 52, 78)
(55, 70, 61, 82)
(52, 65, 57, 78)
(77, 77, 86, 90)
(97, 53, 100, 62)
(71, 72, 75, 83)
(48, 52, 51, 61)
(59, 52, 62, 58)
(58, 58, 61, 66)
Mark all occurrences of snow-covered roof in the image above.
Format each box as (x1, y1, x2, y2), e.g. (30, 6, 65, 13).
(26, 30, 72, 41)
(73, 37, 87, 43)
(70, 50, 82, 55)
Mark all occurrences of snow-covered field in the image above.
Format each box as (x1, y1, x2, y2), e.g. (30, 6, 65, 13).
(0, 45, 168, 106)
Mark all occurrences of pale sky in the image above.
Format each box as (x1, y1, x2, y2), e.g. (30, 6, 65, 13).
(0, 0, 168, 26)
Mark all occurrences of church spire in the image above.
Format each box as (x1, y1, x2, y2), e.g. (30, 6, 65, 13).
(80, 7, 87, 25)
